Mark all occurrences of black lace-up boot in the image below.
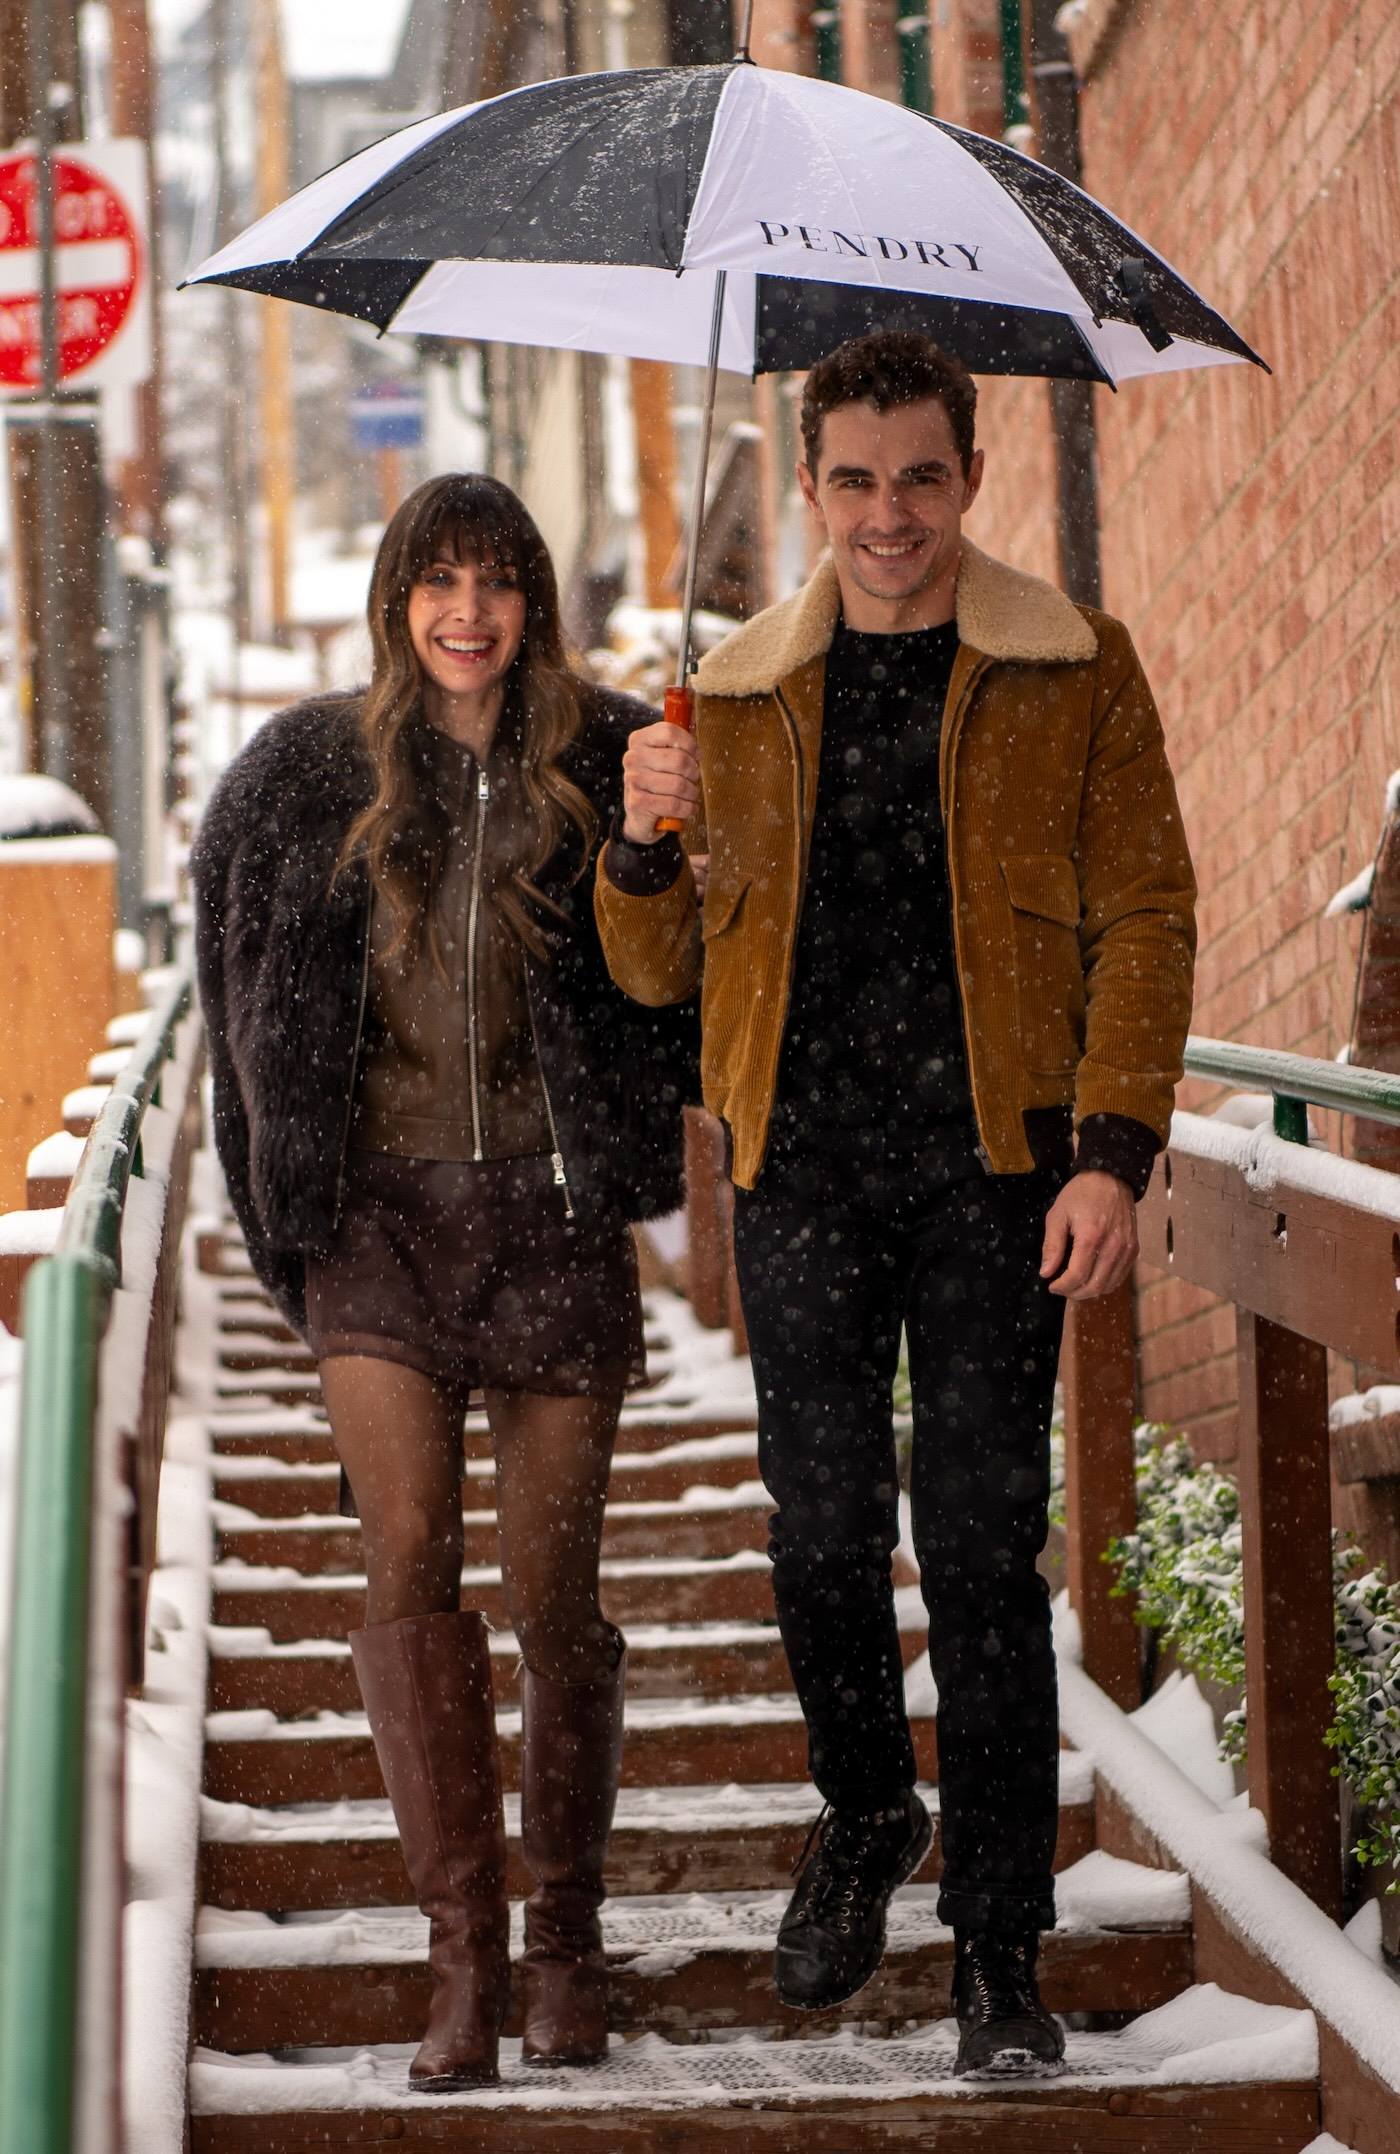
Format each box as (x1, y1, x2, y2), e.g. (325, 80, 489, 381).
(952, 1928, 1065, 2078)
(773, 1789, 932, 2009)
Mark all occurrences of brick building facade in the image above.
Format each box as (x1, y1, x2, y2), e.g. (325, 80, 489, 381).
(956, 0, 1400, 1458)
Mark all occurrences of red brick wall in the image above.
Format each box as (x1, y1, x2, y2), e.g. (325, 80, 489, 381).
(963, 0, 1400, 1458)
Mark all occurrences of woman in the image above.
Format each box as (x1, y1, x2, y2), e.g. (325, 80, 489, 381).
(192, 474, 697, 2090)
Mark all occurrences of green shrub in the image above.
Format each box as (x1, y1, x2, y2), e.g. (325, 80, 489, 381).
(1098, 1428, 1400, 1877)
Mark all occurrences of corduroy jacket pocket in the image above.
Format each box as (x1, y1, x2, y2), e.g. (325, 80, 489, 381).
(1000, 854, 1084, 1075)
(701, 874, 750, 941)
(700, 873, 752, 1103)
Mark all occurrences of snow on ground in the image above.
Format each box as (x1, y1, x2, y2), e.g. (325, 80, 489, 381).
(188, 1984, 1317, 2114)
(1055, 1599, 1400, 2095)
(124, 1412, 212, 2154)
(1130, 1669, 1238, 1806)
(193, 1853, 1191, 1973)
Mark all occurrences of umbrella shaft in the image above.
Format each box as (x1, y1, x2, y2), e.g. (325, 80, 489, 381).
(676, 268, 728, 690)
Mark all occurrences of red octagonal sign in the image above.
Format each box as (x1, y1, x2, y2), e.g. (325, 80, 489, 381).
(0, 149, 143, 388)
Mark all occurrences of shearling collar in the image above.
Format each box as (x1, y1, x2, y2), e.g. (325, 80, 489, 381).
(694, 539, 1098, 699)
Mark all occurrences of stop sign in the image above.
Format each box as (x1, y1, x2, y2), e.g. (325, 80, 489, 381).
(0, 147, 145, 389)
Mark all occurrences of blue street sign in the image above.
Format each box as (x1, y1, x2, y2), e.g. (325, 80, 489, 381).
(351, 380, 424, 450)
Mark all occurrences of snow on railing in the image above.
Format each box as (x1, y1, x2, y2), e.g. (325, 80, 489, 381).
(0, 969, 202, 2154)
(1064, 1033, 1400, 1931)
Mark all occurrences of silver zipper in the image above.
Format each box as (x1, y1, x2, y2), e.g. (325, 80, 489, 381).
(332, 878, 373, 1230)
(466, 764, 489, 1161)
(523, 964, 575, 1219)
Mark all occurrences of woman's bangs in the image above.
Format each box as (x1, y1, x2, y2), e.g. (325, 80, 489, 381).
(415, 489, 525, 582)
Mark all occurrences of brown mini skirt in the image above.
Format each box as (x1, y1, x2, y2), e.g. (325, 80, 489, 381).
(305, 1149, 645, 1398)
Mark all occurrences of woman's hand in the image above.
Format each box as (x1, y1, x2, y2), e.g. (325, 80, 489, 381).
(621, 721, 702, 843)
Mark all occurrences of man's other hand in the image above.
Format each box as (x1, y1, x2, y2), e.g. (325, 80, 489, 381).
(621, 720, 702, 844)
(1041, 1170, 1138, 1300)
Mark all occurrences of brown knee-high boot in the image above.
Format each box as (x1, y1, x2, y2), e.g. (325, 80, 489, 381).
(518, 1641, 627, 2066)
(349, 1610, 511, 2090)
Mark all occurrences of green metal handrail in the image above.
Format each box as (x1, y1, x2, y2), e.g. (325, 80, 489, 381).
(0, 968, 192, 2154)
(1184, 1033, 1400, 1144)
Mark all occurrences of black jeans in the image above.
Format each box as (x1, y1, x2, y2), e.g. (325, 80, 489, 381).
(733, 1159, 1066, 1935)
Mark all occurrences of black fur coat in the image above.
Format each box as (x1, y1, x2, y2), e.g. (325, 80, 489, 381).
(190, 684, 699, 1333)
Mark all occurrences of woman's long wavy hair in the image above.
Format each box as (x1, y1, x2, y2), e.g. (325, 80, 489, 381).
(336, 473, 595, 964)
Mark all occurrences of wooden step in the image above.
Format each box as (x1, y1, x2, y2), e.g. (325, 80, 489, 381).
(192, 1878, 1192, 2050)
(210, 1433, 763, 1517)
(189, 2075, 1320, 2154)
(204, 1618, 851, 1716)
(211, 1423, 338, 1466)
(208, 1416, 758, 1471)
(213, 1490, 773, 1573)
(211, 1552, 785, 1638)
(199, 1763, 1098, 1914)
(202, 1695, 939, 1804)
(458, 1413, 759, 1461)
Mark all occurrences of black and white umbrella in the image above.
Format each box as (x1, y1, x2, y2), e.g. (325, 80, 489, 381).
(188, 60, 1262, 387)
(186, 57, 1264, 697)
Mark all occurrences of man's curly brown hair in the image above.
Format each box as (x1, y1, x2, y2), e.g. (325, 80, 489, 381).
(800, 332, 978, 479)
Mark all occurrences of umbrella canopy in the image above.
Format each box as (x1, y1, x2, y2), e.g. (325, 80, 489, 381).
(186, 63, 1265, 388)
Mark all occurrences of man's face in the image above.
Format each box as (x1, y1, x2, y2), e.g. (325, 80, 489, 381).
(797, 395, 984, 612)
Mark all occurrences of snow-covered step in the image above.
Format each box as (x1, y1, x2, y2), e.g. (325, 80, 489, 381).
(212, 1485, 775, 1573)
(211, 1549, 787, 1638)
(205, 1616, 853, 1716)
(210, 1429, 764, 1516)
(192, 1860, 1194, 2053)
(215, 1331, 317, 1373)
(200, 1760, 1099, 1914)
(201, 1692, 918, 1805)
(215, 1368, 324, 1406)
(187, 1986, 1321, 2151)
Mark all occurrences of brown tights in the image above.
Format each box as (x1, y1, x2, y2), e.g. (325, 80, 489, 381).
(318, 1355, 622, 1685)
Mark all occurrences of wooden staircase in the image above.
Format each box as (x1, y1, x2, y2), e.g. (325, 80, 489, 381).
(188, 1223, 1323, 2149)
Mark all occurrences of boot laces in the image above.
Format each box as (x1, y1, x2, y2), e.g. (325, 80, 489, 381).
(965, 1936, 1039, 2020)
(790, 1806, 890, 1935)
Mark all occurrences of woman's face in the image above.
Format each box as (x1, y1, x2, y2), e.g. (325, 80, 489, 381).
(406, 548, 528, 708)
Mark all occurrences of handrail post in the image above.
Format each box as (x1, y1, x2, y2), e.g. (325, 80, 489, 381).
(1235, 1310, 1341, 1916)
(1061, 1281, 1141, 1708)
(0, 1255, 107, 2154)
(1272, 1093, 1309, 1143)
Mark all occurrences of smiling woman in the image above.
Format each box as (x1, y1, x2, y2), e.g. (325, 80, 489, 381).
(189, 471, 698, 2091)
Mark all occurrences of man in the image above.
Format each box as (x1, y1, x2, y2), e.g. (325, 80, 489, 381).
(594, 333, 1195, 2076)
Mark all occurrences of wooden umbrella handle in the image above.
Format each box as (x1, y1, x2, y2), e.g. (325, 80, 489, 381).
(655, 683, 694, 835)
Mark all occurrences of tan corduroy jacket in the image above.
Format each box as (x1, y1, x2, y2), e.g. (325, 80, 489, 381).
(594, 541, 1196, 1188)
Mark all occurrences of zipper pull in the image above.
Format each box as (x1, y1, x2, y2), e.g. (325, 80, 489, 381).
(477, 767, 489, 802)
(552, 1152, 575, 1218)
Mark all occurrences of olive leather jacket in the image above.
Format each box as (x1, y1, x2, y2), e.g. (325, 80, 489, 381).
(594, 541, 1197, 1190)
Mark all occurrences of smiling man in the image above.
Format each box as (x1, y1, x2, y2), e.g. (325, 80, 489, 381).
(594, 333, 1196, 2076)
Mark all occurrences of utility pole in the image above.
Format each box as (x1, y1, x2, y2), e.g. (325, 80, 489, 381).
(209, 0, 251, 650)
(106, 0, 165, 546)
(1022, 0, 1102, 607)
(253, 0, 294, 637)
(1, 0, 114, 822)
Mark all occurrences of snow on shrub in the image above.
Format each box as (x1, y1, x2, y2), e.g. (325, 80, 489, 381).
(1053, 1424, 1400, 1881)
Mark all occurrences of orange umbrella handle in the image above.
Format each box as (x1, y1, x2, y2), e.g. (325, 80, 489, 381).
(656, 683, 693, 835)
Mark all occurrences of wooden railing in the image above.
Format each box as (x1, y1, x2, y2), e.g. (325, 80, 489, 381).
(1062, 1038, 1400, 1920)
